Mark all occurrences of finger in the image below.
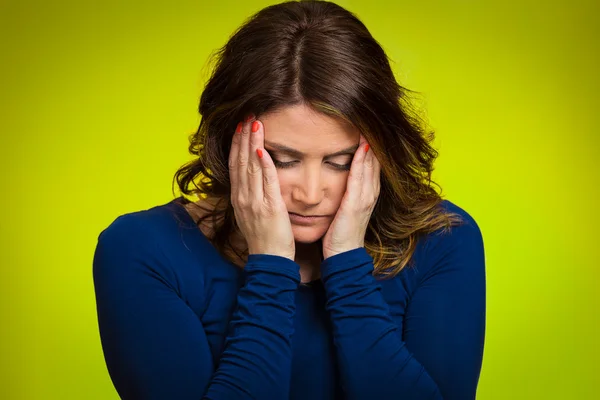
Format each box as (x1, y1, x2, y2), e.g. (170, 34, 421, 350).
(362, 143, 374, 198)
(372, 150, 381, 199)
(358, 134, 368, 148)
(364, 142, 375, 171)
(237, 114, 254, 199)
(363, 144, 380, 201)
(256, 147, 284, 208)
(229, 121, 243, 199)
(248, 119, 264, 201)
(346, 141, 368, 202)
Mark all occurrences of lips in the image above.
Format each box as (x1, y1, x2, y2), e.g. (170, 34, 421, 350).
(288, 212, 329, 225)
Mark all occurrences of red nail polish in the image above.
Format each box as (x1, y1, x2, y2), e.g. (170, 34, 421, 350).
(235, 122, 242, 133)
(252, 121, 259, 133)
(245, 113, 255, 122)
(256, 148, 263, 159)
(365, 144, 370, 153)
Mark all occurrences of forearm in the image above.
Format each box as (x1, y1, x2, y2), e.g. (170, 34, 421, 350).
(204, 254, 300, 399)
(321, 248, 442, 400)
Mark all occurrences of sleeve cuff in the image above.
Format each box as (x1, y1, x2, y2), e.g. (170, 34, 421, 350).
(321, 247, 372, 279)
(245, 254, 301, 282)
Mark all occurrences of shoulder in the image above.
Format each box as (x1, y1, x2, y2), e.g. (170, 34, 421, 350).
(93, 199, 193, 285)
(437, 199, 483, 242)
(412, 199, 485, 282)
(96, 200, 181, 251)
(93, 199, 234, 315)
(420, 199, 484, 252)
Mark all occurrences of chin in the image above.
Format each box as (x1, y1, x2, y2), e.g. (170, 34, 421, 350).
(291, 225, 328, 244)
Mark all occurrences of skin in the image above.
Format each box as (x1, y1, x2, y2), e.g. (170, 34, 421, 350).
(259, 104, 360, 280)
(189, 103, 381, 283)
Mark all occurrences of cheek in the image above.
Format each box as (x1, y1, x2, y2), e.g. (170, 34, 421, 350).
(328, 176, 348, 201)
(275, 173, 292, 197)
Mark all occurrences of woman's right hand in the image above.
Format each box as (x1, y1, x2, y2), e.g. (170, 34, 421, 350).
(229, 114, 295, 261)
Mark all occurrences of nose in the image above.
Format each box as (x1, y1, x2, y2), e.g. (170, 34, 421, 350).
(291, 165, 324, 207)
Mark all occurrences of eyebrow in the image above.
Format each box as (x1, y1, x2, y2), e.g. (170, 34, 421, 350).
(264, 141, 359, 158)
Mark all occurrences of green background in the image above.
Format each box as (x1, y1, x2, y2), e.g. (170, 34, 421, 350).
(1, 0, 598, 398)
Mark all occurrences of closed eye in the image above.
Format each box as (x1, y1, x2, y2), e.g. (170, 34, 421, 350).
(329, 162, 351, 171)
(272, 159, 297, 169)
(272, 158, 351, 171)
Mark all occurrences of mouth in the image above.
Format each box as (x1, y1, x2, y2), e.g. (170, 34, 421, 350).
(288, 212, 329, 224)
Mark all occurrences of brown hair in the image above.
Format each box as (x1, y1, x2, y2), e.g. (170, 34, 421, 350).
(173, 0, 463, 278)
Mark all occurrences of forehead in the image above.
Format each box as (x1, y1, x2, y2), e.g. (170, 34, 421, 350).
(260, 104, 360, 152)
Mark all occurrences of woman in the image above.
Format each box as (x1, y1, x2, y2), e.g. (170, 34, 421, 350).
(93, 1, 486, 399)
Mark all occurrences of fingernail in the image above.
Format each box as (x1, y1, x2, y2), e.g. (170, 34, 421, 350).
(245, 113, 255, 122)
(256, 148, 263, 158)
(365, 144, 370, 153)
(235, 122, 242, 133)
(251, 121, 259, 133)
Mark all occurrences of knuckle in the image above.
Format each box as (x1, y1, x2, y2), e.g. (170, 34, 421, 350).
(250, 202, 262, 215)
(264, 173, 276, 187)
(352, 171, 363, 181)
(248, 163, 261, 175)
(361, 202, 371, 212)
(264, 180, 276, 189)
(264, 204, 276, 217)
(236, 194, 247, 208)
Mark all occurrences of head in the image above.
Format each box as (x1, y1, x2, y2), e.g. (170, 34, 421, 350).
(174, 0, 463, 276)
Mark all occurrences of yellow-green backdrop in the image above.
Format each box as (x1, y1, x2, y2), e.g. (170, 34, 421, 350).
(1, 0, 597, 398)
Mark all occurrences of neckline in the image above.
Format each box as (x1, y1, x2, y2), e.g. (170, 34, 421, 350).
(299, 279, 323, 289)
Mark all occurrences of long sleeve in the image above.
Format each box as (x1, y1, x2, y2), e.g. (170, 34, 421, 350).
(93, 214, 300, 400)
(320, 219, 486, 400)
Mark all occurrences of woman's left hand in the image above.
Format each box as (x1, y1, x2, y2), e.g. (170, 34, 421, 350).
(322, 135, 381, 260)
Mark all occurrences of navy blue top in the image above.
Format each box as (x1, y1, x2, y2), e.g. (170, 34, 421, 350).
(93, 197, 485, 400)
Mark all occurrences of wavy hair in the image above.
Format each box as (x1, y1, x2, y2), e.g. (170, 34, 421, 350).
(173, 0, 464, 278)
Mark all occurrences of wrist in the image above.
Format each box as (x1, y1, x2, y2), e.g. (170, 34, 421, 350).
(323, 244, 363, 260)
(249, 248, 295, 261)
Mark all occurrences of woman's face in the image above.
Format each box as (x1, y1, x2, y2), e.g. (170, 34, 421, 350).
(260, 104, 360, 244)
